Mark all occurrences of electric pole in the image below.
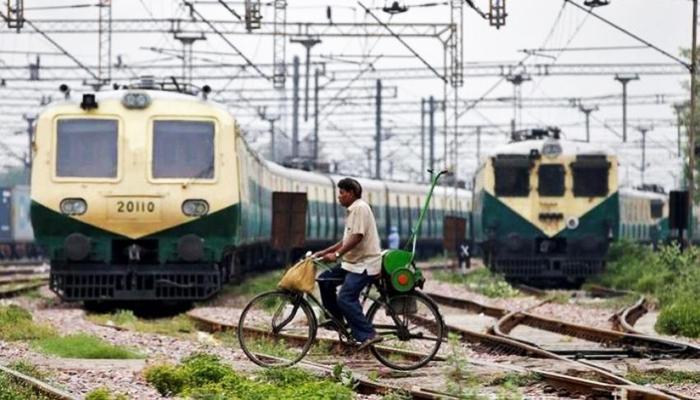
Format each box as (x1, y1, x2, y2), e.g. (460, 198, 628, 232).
(313, 68, 320, 162)
(429, 96, 436, 174)
(614, 74, 639, 142)
(292, 55, 300, 158)
(673, 102, 686, 158)
(637, 125, 652, 185)
(375, 79, 382, 180)
(578, 104, 599, 142)
(689, 0, 698, 217)
(421, 98, 426, 182)
(258, 107, 280, 162)
(506, 73, 531, 135)
(290, 36, 322, 122)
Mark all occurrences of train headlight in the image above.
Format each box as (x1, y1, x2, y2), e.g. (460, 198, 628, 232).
(60, 198, 87, 215)
(122, 92, 151, 109)
(566, 216, 579, 230)
(182, 199, 209, 217)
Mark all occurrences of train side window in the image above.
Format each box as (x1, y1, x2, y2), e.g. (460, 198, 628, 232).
(493, 156, 531, 197)
(56, 119, 118, 178)
(571, 155, 609, 197)
(537, 164, 564, 196)
(650, 200, 663, 219)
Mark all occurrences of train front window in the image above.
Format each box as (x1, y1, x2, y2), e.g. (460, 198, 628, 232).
(493, 155, 531, 197)
(571, 155, 609, 197)
(56, 119, 118, 178)
(152, 121, 215, 179)
(538, 164, 564, 196)
(650, 200, 663, 219)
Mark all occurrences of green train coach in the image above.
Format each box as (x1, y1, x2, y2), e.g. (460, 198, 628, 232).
(30, 85, 471, 302)
(471, 130, 668, 285)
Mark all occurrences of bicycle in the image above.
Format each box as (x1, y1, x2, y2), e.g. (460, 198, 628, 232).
(238, 170, 449, 370)
(237, 258, 444, 370)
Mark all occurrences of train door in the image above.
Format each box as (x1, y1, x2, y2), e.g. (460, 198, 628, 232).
(444, 216, 467, 255)
(271, 192, 308, 251)
(0, 189, 11, 241)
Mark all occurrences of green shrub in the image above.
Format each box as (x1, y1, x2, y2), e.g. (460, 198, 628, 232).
(7, 360, 50, 381)
(655, 295, 700, 337)
(34, 334, 143, 359)
(144, 364, 187, 396)
(433, 269, 519, 298)
(0, 370, 53, 400)
(0, 305, 56, 341)
(595, 242, 700, 338)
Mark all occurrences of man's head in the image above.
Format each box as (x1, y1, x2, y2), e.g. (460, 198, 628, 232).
(337, 177, 362, 207)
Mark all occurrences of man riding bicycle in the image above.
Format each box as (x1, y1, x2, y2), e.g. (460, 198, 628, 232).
(312, 177, 383, 350)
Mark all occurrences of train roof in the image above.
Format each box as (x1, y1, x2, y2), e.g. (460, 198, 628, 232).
(484, 138, 615, 159)
(619, 187, 667, 201)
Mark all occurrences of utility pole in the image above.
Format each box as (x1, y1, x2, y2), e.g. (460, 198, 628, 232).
(258, 107, 280, 161)
(689, 0, 698, 218)
(578, 104, 599, 142)
(637, 125, 652, 185)
(22, 114, 35, 182)
(614, 74, 639, 142)
(476, 126, 482, 166)
(98, 0, 112, 86)
(173, 32, 206, 87)
(673, 102, 685, 158)
(421, 98, 426, 182)
(313, 68, 320, 162)
(290, 36, 322, 121)
(292, 55, 300, 158)
(375, 79, 382, 179)
(506, 73, 531, 135)
(429, 96, 436, 174)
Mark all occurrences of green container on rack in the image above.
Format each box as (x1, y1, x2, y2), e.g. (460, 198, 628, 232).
(383, 249, 415, 292)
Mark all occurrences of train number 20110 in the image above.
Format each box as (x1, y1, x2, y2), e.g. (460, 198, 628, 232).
(117, 200, 156, 213)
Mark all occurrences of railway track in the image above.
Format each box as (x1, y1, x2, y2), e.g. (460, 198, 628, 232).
(424, 289, 699, 400)
(0, 262, 49, 298)
(188, 305, 681, 400)
(0, 364, 78, 400)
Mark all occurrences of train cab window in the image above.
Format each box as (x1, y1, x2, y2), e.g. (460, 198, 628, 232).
(56, 119, 118, 178)
(493, 155, 531, 197)
(537, 164, 564, 196)
(650, 200, 664, 219)
(152, 120, 215, 179)
(571, 155, 609, 197)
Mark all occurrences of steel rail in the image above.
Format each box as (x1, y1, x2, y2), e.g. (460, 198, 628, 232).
(0, 364, 78, 400)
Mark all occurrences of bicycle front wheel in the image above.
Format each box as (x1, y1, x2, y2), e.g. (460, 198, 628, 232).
(238, 290, 317, 367)
(366, 291, 444, 370)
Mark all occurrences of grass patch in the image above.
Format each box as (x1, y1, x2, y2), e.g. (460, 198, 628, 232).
(627, 367, 700, 385)
(220, 270, 284, 298)
(592, 242, 700, 337)
(6, 360, 51, 381)
(0, 305, 56, 341)
(85, 387, 128, 400)
(87, 309, 195, 337)
(0, 370, 54, 400)
(144, 353, 354, 399)
(33, 333, 144, 359)
(434, 268, 520, 298)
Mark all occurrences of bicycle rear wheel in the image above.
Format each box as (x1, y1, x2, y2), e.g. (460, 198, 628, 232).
(366, 291, 444, 370)
(238, 290, 316, 367)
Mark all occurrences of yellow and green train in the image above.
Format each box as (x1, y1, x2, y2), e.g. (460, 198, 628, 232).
(30, 86, 470, 302)
(472, 131, 668, 285)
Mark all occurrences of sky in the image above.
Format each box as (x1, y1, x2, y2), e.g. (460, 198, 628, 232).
(0, 0, 695, 189)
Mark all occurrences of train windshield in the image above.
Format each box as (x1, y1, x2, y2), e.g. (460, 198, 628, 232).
(650, 199, 664, 219)
(571, 155, 609, 197)
(493, 156, 531, 197)
(152, 120, 215, 179)
(538, 164, 564, 196)
(56, 119, 118, 178)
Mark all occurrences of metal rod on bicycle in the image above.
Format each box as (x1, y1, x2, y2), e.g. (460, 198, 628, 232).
(406, 169, 450, 256)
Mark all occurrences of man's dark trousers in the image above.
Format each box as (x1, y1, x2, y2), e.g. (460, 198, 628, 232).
(318, 265, 376, 342)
